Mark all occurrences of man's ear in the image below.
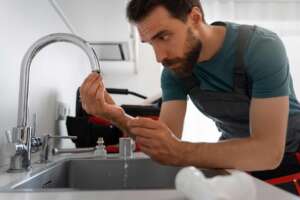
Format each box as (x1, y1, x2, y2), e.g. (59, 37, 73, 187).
(188, 7, 203, 27)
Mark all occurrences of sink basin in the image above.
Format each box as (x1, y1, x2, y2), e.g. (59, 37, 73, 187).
(7, 157, 226, 191)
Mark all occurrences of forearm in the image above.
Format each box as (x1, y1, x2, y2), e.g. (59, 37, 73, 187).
(178, 137, 283, 171)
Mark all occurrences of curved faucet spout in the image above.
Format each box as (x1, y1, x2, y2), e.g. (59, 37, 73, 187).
(8, 33, 100, 172)
(18, 33, 100, 128)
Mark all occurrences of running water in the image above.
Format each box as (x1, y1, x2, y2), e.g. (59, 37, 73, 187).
(123, 158, 129, 188)
(119, 137, 133, 189)
(122, 142, 128, 188)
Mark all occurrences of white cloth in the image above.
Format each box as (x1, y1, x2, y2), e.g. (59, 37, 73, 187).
(175, 167, 256, 200)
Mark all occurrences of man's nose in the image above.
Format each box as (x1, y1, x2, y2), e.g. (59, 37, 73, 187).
(154, 47, 167, 63)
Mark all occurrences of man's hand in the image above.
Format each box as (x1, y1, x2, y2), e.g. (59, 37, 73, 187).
(79, 72, 125, 122)
(128, 117, 183, 165)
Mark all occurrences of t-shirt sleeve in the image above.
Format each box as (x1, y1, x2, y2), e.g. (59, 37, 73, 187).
(161, 68, 188, 102)
(246, 30, 290, 98)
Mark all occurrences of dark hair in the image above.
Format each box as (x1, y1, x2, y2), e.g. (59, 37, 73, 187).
(126, 0, 205, 23)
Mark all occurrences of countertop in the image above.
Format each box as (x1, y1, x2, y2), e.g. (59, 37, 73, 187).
(0, 152, 298, 200)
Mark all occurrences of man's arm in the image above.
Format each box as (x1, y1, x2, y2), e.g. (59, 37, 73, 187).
(128, 96, 288, 170)
(180, 96, 289, 171)
(159, 100, 187, 139)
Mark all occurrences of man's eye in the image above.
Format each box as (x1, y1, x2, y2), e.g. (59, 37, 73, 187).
(160, 34, 170, 41)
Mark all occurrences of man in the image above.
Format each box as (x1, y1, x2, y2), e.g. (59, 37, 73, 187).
(80, 0, 300, 194)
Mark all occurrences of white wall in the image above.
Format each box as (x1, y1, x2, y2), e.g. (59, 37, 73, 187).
(283, 36, 300, 98)
(0, 0, 162, 167)
(51, 0, 162, 105)
(56, 0, 131, 42)
(0, 0, 92, 166)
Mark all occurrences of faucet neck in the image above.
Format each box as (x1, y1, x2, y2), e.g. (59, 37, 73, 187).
(17, 33, 101, 128)
(11, 33, 100, 172)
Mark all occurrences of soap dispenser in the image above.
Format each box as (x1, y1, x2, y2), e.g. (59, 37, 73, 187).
(94, 137, 107, 157)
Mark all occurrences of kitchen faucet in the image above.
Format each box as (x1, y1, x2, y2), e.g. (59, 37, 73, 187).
(8, 33, 100, 172)
(39, 134, 78, 163)
(51, 137, 105, 157)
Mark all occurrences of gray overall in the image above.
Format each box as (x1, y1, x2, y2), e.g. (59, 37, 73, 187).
(178, 23, 300, 152)
(176, 23, 300, 194)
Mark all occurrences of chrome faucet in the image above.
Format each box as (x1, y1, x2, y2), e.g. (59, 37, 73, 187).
(52, 137, 105, 157)
(40, 135, 77, 163)
(8, 33, 100, 172)
(52, 147, 96, 155)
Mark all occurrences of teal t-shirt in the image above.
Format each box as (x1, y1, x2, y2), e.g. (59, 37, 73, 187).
(161, 22, 300, 115)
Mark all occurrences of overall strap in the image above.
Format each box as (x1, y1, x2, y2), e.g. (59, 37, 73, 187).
(175, 23, 257, 95)
(234, 25, 257, 96)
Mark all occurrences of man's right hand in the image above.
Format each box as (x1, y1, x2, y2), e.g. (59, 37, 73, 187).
(79, 72, 125, 122)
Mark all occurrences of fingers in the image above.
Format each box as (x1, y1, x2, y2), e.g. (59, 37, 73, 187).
(136, 136, 154, 156)
(87, 77, 101, 98)
(135, 136, 152, 149)
(127, 117, 160, 129)
(80, 73, 104, 104)
(80, 73, 97, 95)
(137, 142, 166, 165)
(130, 127, 155, 138)
(138, 145, 153, 156)
(79, 73, 106, 114)
(95, 77, 105, 101)
(80, 73, 103, 100)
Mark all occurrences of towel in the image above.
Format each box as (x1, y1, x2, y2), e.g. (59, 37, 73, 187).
(175, 167, 256, 200)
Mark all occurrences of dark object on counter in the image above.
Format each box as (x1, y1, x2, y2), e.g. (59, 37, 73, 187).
(66, 116, 122, 148)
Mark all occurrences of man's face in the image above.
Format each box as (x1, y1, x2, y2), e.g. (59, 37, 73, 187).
(137, 6, 202, 77)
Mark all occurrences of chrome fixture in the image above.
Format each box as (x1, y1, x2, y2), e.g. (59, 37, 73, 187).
(8, 33, 100, 172)
(94, 137, 107, 157)
(40, 135, 77, 163)
(119, 137, 134, 159)
(52, 147, 96, 155)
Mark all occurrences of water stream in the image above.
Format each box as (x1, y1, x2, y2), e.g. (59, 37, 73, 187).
(123, 158, 129, 188)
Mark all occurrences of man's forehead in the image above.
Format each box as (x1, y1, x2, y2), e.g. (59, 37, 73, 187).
(137, 20, 164, 42)
(136, 6, 173, 42)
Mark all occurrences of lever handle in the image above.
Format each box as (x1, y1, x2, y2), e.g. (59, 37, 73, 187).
(47, 135, 77, 140)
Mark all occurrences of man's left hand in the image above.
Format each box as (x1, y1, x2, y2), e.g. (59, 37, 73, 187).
(127, 117, 183, 166)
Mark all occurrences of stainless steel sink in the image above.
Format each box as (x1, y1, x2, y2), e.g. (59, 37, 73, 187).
(9, 158, 180, 190)
(7, 157, 226, 191)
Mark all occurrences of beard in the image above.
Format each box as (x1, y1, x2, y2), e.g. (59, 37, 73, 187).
(162, 28, 202, 77)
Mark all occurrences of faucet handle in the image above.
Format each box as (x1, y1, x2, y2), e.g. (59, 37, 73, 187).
(42, 134, 77, 150)
(40, 134, 77, 163)
(31, 137, 42, 153)
(47, 135, 77, 140)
